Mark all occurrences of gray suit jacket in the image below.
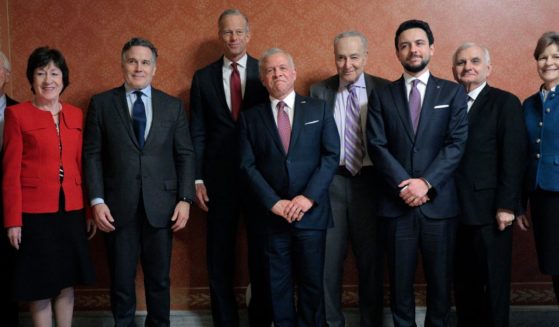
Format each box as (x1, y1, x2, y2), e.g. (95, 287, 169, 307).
(83, 86, 195, 228)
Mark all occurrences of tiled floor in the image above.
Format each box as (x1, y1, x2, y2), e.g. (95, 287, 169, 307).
(18, 306, 559, 326)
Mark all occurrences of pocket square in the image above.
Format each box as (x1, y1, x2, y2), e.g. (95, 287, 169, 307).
(434, 104, 449, 109)
(305, 120, 319, 125)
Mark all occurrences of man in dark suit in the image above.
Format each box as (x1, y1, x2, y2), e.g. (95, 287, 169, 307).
(366, 20, 468, 327)
(452, 43, 527, 327)
(0, 50, 19, 327)
(239, 48, 339, 327)
(83, 37, 195, 327)
(189, 8, 269, 327)
(309, 31, 388, 327)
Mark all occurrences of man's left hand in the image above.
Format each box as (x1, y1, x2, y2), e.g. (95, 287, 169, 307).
(284, 195, 314, 222)
(399, 178, 430, 207)
(496, 208, 515, 231)
(171, 201, 191, 232)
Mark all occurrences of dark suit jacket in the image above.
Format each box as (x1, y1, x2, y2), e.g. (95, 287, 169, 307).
(239, 94, 340, 232)
(455, 85, 527, 225)
(367, 74, 468, 219)
(1, 95, 18, 220)
(309, 73, 389, 112)
(190, 55, 268, 192)
(83, 86, 195, 228)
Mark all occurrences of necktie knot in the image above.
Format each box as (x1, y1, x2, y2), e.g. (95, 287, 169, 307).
(347, 83, 358, 94)
(411, 79, 420, 88)
(231, 62, 238, 70)
(134, 90, 144, 98)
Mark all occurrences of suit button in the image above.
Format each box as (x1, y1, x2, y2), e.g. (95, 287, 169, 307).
(539, 121, 543, 127)
(546, 108, 551, 113)
(413, 148, 419, 153)
(536, 138, 541, 143)
(536, 153, 541, 159)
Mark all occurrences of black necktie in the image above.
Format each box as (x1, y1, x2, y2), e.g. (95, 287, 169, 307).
(132, 90, 146, 148)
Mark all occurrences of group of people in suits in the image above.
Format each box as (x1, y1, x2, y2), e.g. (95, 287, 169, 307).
(2, 6, 559, 327)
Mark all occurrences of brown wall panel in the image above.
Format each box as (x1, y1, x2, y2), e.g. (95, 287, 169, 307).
(4, 0, 559, 309)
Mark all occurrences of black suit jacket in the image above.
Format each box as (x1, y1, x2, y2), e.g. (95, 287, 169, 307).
(1, 95, 18, 216)
(367, 74, 468, 219)
(455, 85, 527, 225)
(189, 55, 268, 192)
(239, 94, 340, 233)
(83, 86, 195, 228)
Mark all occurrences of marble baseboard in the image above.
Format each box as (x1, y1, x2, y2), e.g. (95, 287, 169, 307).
(17, 306, 559, 327)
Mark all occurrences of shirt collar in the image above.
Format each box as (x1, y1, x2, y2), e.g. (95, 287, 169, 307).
(124, 84, 152, 98)
(339, 72, 366, 90)
(403, 70, 430, 86)
(468, 82, 487, 101)
(223, 53, 248, 69)
(270, 90, 296, 110)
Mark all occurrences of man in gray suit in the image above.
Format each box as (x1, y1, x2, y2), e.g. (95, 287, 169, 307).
(310, 31, 388, 327)
(83, 37, 195, 326)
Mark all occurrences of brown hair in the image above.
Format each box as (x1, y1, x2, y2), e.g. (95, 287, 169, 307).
(533, 31, 559, 60)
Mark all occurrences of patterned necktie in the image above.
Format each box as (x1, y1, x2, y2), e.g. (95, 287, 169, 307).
(409, 79, 422, 133)
(344, 84, 363, 175)
(230, 62, 242, 121)
(132, 90, 146, 148)
(276, 101, 291, 153)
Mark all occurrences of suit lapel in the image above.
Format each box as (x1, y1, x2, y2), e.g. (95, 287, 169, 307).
(211, 58, 229, 115)
(244, 56, 261, 110)
(258, 100, 286, 155)
(325, 77, 339, 113)
(143, 88, 161, 148)
(467, 84, 490, 119)
(113, 86, 141, 148)
(289, 95, 306, 154)
(391, 77, 415, 141)
(415, 75, 442, 137)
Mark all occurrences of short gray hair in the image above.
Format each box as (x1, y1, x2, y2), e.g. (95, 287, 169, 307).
(453, 42, 491, 65)
(334, 31, 368, 52)
(259, 48, 295, 76)
(218, 8, 250, 32)
(0, 51, 11, 72)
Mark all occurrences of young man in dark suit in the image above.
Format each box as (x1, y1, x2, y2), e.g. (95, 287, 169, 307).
(239, 48, 339, 326)
(310, 31, 388, 327)
(367, 20, 468, 326)
(189, 9, 270, 327)
(452, 43, 527, 327)
(83, 37, 195, 327)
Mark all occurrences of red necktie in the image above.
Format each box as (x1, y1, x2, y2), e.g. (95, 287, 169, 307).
(230, 62, 242, 121)
(277, 101, 291, 153)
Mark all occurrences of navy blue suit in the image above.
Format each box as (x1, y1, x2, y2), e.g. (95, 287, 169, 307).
(239, 94, 340, 326)
(367, 74, 468, 327)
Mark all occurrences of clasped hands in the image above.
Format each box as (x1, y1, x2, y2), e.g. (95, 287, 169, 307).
(271, 195, 314, 223)
(399, 178, 430, 207)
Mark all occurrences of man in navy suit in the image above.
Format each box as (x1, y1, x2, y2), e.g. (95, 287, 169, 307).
(0, 50, 19, 327)
(366, 20, 468, 327)
(452, 43, 527, 327)
(84, 37, 195, 326)
(189, 9, 269, 326)
(239, 48, 339, 326)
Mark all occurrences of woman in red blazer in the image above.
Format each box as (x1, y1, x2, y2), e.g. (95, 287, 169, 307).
(2, 47, 95, 327)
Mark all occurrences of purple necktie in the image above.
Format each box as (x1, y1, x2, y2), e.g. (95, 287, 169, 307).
(409, 79, 421, 133)
(277, 101, 291, 153)
(230, 62, 241, 121)
(344, 84, 363, 175)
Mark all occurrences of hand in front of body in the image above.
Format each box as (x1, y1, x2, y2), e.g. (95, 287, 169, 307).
(516, 206, 531, 231)
(399, 178, 430, 207)
(92, 203, 115, 232)
(285, 195, 313, 222)
(171, 201, 190, 232)
(496, 209, 515, 231)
